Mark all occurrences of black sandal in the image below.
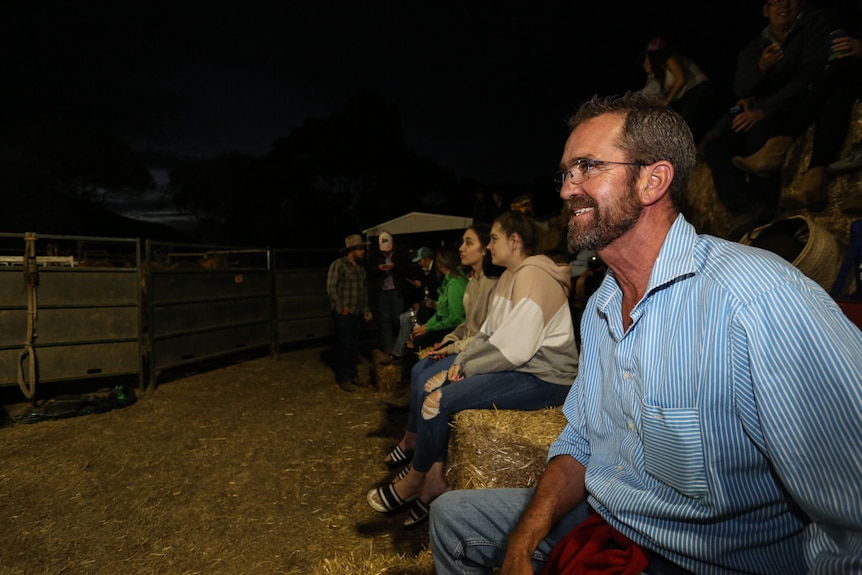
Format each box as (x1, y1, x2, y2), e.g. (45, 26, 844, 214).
(392, 465, 410, 482)
(366, 483, 417, 514)
(403, 498, 431, 529)
(384, 445, 414, 469)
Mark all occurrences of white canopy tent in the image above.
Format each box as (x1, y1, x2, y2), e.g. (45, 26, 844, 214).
(362, 211, 473, 237)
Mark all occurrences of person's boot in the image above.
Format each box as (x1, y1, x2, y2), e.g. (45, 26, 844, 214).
(731, 136, 794, 177)
(780, 167, 828, 212)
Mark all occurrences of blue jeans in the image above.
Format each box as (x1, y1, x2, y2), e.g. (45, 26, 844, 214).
(411, 371, 571, 472)
(392, 309, 416, 358)
(430, 489, 692, 575)
(378, 290, 404, 355)
(332, 311, 361, 384)
(406, 355, 457, 434)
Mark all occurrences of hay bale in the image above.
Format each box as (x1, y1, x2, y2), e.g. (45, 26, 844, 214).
(372, 349, 403, 394)
(684, 160, 734, 238)
(308, 548, 434, 575)
(446, 407, 566, 490)
(780, 100, 862, 247)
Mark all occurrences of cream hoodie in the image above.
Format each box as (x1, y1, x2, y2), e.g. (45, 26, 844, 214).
(454, 254, 579, 386)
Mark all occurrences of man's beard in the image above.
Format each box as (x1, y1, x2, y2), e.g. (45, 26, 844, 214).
(566, 184, 642, 251)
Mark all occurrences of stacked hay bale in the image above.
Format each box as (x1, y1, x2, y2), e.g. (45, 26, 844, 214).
(781, 101, 862, 248)
(683, 160, 734, 239)
(446, 407, 567, 490)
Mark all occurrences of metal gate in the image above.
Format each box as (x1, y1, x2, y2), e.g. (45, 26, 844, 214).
(0, 233, 143, 396)
(0, 233, 339, 397)
(273, 248, 337, 346)
(144, 241, 274, 388)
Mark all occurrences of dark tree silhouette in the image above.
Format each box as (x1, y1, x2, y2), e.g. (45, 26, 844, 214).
(0, 119, 173, 238)
(167, 91, 535, 247)
(5, 120, 153, 203)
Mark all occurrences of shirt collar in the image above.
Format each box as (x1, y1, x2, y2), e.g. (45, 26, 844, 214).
(595, 214, 697, 315)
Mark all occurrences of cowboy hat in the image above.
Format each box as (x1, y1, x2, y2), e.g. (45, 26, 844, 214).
(342, 234, 369, 251)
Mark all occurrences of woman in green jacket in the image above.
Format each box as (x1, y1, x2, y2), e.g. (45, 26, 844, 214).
(408, 247, 467, 351)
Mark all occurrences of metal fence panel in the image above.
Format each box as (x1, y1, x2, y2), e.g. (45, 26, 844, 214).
(275, 268, 333, 344)
(0, 233, 142, 390)
(145, 241, 274, 387)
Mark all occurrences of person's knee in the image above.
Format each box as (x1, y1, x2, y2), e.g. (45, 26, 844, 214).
(424, 370, 446, 392)
(422, 389, 442, 420)
(429, 488, 459, 528)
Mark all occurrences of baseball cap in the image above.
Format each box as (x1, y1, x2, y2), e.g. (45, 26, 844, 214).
(412, 246, 433, 262)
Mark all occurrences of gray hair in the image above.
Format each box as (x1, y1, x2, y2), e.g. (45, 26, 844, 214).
(566, 92, 696, 210)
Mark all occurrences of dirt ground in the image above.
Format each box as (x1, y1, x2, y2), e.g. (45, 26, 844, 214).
(0, 344, 430, 575)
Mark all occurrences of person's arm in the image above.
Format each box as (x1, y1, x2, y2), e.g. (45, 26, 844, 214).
(425, 276, 467, 332)
(738, 285, 862, 571)
(662, 56, 686, 106)
(326, 260, 345, 313)
(500, 455, 587, 575)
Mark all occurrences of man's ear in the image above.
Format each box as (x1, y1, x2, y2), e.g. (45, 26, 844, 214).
(639, 160, 674, 207)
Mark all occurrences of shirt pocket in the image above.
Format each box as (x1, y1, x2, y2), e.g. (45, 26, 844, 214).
(641, 404, 709, 497)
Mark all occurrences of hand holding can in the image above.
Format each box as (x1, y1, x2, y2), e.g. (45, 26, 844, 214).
(828, 29, 850, 61)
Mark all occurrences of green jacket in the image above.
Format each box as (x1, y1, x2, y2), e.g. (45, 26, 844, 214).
(424, 269, 468, 333)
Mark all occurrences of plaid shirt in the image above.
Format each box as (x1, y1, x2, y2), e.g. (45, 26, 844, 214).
(326, 255, 369, 315)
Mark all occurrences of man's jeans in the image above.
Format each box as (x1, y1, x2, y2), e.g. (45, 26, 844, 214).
(333, 311, 361, 384)
(430, 488, 693, 574)
(430, 488, 590, 575)
(378, 290, 404, 355)
(392, 309, 417, 358)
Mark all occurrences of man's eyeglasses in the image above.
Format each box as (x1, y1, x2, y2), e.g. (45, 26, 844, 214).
(554, 158, 646, 191)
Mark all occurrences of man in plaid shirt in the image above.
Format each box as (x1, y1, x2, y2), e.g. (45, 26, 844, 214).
(327, 234, 374, 392)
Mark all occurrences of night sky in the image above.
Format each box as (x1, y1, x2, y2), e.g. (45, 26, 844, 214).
(5, 1, 769, 188)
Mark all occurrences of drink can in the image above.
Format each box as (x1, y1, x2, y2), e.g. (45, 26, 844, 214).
(828, 29, 849, 61)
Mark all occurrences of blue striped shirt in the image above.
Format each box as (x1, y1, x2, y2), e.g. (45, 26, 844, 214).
(549, 214, 862, 574)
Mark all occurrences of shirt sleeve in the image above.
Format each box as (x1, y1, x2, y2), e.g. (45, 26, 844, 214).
(734, 283, 862, 571)
(326, 260, 342, 311)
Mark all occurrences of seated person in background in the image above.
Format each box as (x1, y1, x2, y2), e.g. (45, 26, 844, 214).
(367, 210, 579, 530)
(430, 92, 862, 575)
(700, 0, 835, 238)
(400, 247, 468, 358)
(382, 246, 440, 365)
(380, 222, 502, 457)
(640, 35, 717, 143)
(408, 246, 440, 323)
(732, 6, 862, 211)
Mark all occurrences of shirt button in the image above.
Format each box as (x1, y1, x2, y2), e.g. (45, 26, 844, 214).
(628, 421, 636, 429)
(615, 465, 624, 471)
(623, 371, 631, 380)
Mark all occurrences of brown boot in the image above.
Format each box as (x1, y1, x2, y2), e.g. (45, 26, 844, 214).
(731, 136, 794, 177)
(780, 167, 828, 212)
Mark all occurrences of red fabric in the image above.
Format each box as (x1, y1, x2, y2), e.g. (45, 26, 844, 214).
(539, 513, 651, 575)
